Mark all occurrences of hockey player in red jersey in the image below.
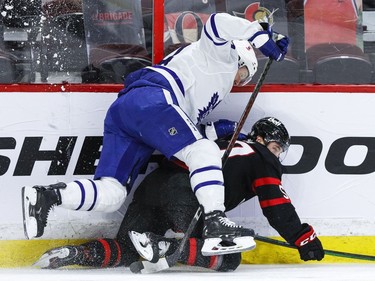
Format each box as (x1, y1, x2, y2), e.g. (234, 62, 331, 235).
(34, 117, 325, 271)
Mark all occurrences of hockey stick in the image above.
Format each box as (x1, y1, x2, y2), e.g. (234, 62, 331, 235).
(255, 235, 375, 262)
(222, 58, 273, 165)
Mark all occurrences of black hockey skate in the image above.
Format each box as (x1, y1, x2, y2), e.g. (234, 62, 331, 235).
(129, 231, 178, 263)
(22, 183, 65, 239)
(33, 245, 84, 269)
(202, 210, 256, 256)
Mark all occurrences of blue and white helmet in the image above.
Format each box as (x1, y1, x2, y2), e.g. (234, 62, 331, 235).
(233, 40, 258, 85)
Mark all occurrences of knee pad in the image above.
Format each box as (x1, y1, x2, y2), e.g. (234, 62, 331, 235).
(175, 138, 222, 171)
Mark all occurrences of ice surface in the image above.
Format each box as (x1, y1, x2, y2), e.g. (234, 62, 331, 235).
(0, 264, 374, 281)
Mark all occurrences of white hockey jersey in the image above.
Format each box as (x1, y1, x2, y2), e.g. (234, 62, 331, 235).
(147, 13, 263, 125)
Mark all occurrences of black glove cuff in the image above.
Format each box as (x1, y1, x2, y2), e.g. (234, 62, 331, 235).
(259, 22, 270, 31)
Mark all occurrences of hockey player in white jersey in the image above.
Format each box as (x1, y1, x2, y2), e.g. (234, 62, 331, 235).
(22, 12, 289, 255)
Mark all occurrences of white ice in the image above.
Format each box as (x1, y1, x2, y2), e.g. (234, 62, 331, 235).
(0, 264, 374, 281)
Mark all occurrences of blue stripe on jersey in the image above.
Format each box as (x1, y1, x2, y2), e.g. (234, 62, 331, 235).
(249, 30, 263, 42)
(210, 13, 220, 38)
(190, 165, 221, 178)
(87, 179, 98, 211)
(168, 44, 187, 57)
(153, 65, 185, 96)
(193, 180, 224, 193)
(204, 14, 227, 46)
(74, 180, 85, 210)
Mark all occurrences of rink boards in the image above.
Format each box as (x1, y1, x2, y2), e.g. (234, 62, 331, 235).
(0, 88, 375, 266)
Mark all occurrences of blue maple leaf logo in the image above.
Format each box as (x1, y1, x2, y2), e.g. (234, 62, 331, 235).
(197, 92, 220, 123)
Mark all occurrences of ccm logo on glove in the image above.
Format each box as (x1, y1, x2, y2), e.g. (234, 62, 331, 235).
(294, 223, 325, 261)
(295, 227, 317, 246)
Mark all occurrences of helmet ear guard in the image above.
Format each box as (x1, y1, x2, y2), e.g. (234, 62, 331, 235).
(248, 117, 290, 152)
(232, 40, 258, 85)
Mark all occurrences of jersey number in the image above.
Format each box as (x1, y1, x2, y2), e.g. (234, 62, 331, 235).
(223, 141, 255, 158)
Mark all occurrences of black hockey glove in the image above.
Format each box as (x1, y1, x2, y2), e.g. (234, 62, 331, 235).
(294, 223, 325, 261)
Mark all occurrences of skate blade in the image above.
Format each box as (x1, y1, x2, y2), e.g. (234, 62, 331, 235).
(33, 252, 53, 268)
(130, 258, 169, 274)
(128, 231, 155, 262)
(21, 186, 38, 239)
(201, 236, 256, 256)
(33, 248, 70, 268)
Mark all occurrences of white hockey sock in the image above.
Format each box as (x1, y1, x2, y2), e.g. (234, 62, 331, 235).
(195, 184, 225, 213)
(174, 139, 225, 213)
(59, 177, 127, 212)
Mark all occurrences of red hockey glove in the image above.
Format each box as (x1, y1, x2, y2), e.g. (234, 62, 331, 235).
(294, 223, 325, 261)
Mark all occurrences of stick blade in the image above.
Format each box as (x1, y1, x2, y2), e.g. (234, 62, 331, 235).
(129, 258, 170, 274)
